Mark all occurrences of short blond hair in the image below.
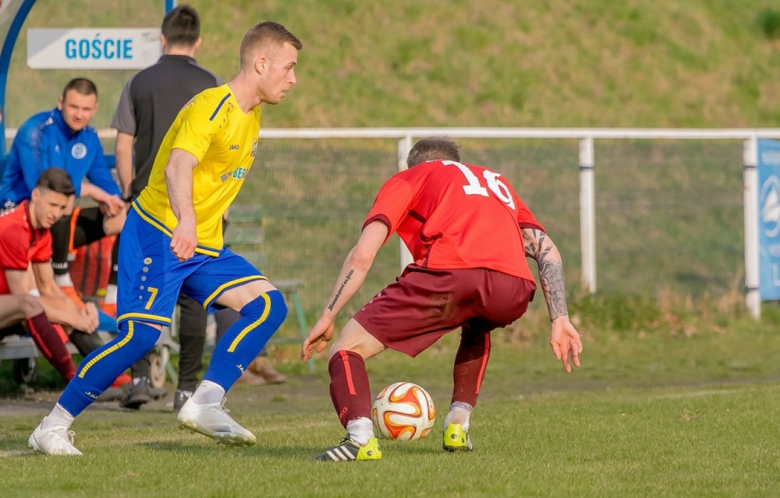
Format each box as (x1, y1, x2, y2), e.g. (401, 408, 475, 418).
(240, 21, 302, 69)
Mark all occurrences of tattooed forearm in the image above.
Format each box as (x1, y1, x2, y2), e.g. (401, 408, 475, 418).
(327, 269, 355, 311)
(539, 257, 568, 320)
(523, 228, 568, 320)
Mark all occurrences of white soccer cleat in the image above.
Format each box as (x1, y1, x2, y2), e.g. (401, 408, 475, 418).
(177, 397, 256, 446)
(28, 420, 83, 456)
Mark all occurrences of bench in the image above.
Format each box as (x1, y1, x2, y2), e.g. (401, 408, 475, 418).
(0, 327, 180, 386)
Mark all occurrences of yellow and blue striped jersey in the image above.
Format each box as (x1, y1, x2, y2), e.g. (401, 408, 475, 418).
(135, 84, 261, 256)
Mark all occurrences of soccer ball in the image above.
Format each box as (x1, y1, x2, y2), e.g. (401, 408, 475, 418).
(371, 382, 436, 441)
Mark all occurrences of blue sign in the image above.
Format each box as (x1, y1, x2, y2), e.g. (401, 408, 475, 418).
(758, 139, 780, 300)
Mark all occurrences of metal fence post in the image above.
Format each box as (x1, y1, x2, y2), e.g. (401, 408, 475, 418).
(743, 136, 761, 319)
(397, 135, 414, 271)
(579, 137, 596, 294)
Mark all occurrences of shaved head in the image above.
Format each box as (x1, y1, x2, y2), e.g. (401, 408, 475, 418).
(239, 21, 302, 70)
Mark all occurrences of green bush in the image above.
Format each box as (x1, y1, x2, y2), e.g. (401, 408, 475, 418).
(757, 8, 780, 40)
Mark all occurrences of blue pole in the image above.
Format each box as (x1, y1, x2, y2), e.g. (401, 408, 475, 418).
(0, 0, 38, 169)
(165, 0, 176, 14)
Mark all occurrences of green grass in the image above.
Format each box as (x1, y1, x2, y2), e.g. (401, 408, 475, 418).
(7, 0, 780, 129)
(5, 383, 780, 497)
(4, 310, 780, 496)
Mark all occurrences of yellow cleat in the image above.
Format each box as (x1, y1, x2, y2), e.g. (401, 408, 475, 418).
(314, 436, 382, 461)
(443, 423, 473, 452)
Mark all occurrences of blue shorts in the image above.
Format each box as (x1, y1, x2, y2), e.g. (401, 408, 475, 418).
(116, 207, 266, 327)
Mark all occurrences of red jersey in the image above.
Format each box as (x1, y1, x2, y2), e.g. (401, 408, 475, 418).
(0, 200, 52, 294)
(363, 160, 544, 281)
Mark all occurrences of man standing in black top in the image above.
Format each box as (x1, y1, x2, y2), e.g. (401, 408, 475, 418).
(110, 4, 284, 410)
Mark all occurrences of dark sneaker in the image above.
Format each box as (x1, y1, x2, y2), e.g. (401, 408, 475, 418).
(119, 378, 151, 410)
(173, 390, 192, 412)
(313, 436, 382, 462)
(149, 385, 168, 401)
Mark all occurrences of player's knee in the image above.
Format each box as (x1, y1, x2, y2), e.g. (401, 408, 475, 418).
(240, 290, 287, 330)
(121, 321, 161, 355)
(19, 295, 43, 317)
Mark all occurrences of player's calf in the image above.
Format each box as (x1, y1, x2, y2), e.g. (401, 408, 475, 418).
(202, 290, 287, 391)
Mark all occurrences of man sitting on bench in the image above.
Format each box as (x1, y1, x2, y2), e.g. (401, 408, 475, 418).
(0, 168, 126, 384)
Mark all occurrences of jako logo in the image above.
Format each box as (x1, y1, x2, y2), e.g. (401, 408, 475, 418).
(229, 144, 239, 150)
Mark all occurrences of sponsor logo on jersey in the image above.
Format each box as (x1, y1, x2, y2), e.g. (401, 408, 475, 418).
(71, 143, 87, 159)
(232, 167, 248, 180)
(229, 144, 240, 151)
(220, 173, 230, 182)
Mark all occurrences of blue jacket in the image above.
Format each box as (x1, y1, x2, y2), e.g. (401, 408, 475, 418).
(0, 108, 120, 208)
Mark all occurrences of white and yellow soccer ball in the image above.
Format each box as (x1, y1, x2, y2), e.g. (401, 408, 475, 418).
(371, 382, 436, 441)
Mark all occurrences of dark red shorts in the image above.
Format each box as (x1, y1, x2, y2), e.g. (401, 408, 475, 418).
(353, 265, 536, 357)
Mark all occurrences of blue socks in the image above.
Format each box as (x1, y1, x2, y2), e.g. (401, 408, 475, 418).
(58, 321, 160, 416)
(203, 291, 287, 390)
(57, 291, 287, 416)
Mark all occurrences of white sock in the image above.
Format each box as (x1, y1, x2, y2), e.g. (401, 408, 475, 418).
(104, 285, 117, 304)
(40, 403, 75, 431)
(190, 380, 225, 404)
(346, 417, 374, 446)
(443, 402, 473, 432)
(54, 274, 74, 288)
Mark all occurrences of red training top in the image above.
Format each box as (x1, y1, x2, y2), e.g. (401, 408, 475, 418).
(0, 200, 52, 295)
(363, 160, 544, 282)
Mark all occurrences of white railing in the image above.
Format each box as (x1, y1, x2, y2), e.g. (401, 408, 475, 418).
(9, 126, 780, 318)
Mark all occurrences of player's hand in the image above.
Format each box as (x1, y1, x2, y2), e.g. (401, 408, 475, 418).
(549, 316, 582, 373)
(301, 315, 336, 362)
(101, 195, 125, 217)
(170, 217, 198, 262)
(78, 302, 99, 333)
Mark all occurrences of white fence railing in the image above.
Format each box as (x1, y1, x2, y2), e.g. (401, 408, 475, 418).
(9, 127, 780, 318)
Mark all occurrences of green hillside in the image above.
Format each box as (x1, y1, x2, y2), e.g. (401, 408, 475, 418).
(5, 0, 780, 129)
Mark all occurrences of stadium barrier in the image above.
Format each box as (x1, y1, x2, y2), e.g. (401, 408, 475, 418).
(7, 127, 780, 322)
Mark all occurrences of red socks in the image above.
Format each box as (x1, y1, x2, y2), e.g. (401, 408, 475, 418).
(329, 350, 372, 428)
(26, 312, 76, 381)
(452, 332, 491, 407)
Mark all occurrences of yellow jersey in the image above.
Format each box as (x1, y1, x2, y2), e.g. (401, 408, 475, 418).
(135, 85, 261, 256)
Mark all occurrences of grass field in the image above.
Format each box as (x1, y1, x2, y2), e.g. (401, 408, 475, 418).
(3, 311, 780, 497)
(6, 0, 780, 130)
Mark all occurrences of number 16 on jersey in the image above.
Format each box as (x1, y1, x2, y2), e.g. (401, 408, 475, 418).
(444, 161, 516, 210)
